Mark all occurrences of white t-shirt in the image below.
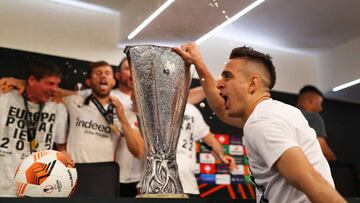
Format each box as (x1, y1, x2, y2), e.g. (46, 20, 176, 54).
(111, 89, 132, 111)
(0, 90, 67, 197)
(115, 110, 144, 183)
(79, 89, 138, 183)
(176, 104, 209, 194)
(64, 95, 122, 163)
(243, 99, 334, 203)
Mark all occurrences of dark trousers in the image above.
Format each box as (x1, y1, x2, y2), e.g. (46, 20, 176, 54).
(119, 182, 139, 197)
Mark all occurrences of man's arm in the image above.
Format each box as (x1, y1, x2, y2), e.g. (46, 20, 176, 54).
(307, 112, 337, 161)
(317, 137, 336, 161)
(110, 96, 144, 159)
(0, 77, 26, 93)
(202, 133, 237, 171)
(0, 77, 77, 102)
(188, 86, 205, 104)
(173, 43, 244, 127)
(275, 147, 345, 203)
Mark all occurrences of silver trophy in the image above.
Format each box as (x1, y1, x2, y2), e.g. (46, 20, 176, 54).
(124, 45, 191, 198)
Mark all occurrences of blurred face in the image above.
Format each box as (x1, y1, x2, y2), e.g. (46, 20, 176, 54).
(310, 94, 323, 112)
(130, 91, 138, 113)
(216, 59, 251, 118)
(90, 65, 115, 98)
(116, 60, 132, 91)
(28, 75, 61, 103)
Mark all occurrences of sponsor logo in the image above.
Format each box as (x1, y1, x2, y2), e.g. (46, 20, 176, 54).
(200, 163, 215, 174)
(55, 179, 62, 192)
(229, 145, 244, 155)
(230, 135, 242, 144)
(232, 164, 245, 175)
(198, 174, 216, 184)
(215, 164, 229, 174)
(43, 185, 54, 193)
(231, 175, 245, 184)
(215, 134, 229, 145)
(76, 118, 111, 134)
(215, 174, 231, 185)
(199, 153, 215, 164)
(67, 169, 74, 188)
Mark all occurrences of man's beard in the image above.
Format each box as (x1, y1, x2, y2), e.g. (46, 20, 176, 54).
(119, 79, 131, 90)
(92, 88, 110, 98)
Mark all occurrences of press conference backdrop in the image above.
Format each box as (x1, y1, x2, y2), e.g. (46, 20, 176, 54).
(1, 47, 360, 198)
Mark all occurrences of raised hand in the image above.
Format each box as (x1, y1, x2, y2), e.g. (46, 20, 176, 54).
(0, 77, 26, 94)
(172, 42, 204, 67)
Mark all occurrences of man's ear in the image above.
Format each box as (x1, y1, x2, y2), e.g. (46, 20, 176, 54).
(85, 78, 91, 87)
(27, 76, 37, 87)
(248, 75, 260, 94)
(109, 76, 116, 89)
(115, 71, 121, 80)
(308, 94, 316, 105)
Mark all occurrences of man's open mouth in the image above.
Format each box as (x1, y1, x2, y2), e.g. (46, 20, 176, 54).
(100, 81, 108, 89)
(219, 92, 228, 104)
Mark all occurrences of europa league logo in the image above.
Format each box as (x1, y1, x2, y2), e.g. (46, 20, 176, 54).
(125, 45, 191, 198)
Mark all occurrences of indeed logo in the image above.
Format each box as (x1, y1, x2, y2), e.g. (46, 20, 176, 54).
(76, 118, 111, 133)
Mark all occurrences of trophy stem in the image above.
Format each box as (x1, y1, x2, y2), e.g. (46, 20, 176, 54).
(138, 151, 187, 197)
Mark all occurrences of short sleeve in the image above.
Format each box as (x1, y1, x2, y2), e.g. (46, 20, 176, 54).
(54, 103, 68, 144)
(246, 117, 299, 168)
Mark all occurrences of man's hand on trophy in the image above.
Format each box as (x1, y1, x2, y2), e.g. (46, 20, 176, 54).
(173, 42, 204, 67)
(221, 154, 238, 172)
(0, 77, 26, 95)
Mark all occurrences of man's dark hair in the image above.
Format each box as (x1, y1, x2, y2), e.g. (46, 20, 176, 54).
(229, 46, 276, 90)
(26, 57, 62, 81)
(299, 85, 324, 98)
(87, 60, 112, 78)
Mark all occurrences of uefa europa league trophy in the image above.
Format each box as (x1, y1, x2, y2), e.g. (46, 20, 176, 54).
(124, 45, 191, 198)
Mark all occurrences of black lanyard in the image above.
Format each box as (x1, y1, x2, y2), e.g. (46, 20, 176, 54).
(84, 95, 115, 125)
(22, 91, 44, 152)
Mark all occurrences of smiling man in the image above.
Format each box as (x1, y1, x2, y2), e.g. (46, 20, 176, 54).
(0, 58, 68, 196)
(174, 43, 345, 203)
(64, 61, 141, 163)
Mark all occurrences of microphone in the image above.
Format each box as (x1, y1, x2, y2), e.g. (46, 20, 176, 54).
(198, 139, 241, 182)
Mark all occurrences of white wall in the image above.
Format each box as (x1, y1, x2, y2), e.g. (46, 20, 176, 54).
(317, 36, 360, 92)
(0, 0, 318, 94)
(199, 36, 317, 94)
(0, 0, 124, 65)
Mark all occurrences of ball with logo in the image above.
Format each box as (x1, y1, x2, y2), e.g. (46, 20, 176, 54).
(14, 150, 77, 197)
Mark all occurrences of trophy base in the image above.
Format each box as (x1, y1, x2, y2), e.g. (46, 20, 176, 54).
(136, 193, 189, 198)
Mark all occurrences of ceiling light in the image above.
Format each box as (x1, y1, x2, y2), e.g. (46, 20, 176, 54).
(332, 78, 360, 92)
(48, 0, 119, 15)
(195, 0, 266, 45)
(127, 0, 175, 40)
